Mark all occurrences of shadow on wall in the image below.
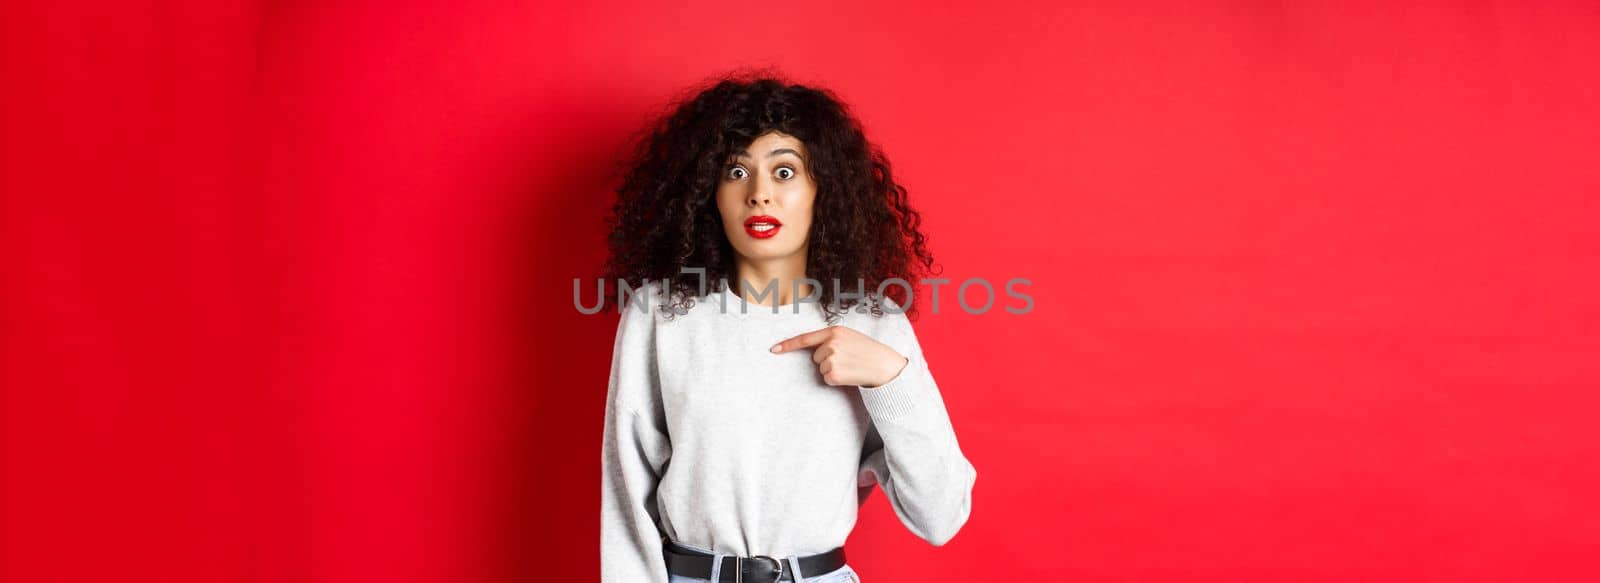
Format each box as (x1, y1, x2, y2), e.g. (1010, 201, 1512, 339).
(484, 87, 644, 581)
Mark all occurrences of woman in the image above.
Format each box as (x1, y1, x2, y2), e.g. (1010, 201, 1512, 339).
(600, 74, 977, 583)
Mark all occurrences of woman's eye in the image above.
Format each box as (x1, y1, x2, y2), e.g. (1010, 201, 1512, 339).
(728, 166, 748, 180)
(775, 167, 795, 180)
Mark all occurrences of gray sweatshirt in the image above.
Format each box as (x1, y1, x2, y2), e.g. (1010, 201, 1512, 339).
(600, 280, 977, 582)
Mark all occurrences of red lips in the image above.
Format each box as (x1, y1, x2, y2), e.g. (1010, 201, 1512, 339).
(743, 215, 782, 239)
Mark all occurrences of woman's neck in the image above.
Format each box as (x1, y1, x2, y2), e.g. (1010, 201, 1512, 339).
(731, 255, 813, 307)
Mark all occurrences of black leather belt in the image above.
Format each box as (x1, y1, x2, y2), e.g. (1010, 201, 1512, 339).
(663, 539, 847, 583)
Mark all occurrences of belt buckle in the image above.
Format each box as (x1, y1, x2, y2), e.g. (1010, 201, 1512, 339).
(734, 555, 784, 583)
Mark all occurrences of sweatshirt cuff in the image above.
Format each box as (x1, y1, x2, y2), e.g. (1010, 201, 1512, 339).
(857, 353, 932, 421)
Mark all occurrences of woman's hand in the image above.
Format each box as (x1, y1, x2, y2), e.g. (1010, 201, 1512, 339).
(770, 326, 909, 388)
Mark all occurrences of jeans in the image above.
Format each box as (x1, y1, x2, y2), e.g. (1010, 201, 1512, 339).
(664, 539, 862, 583)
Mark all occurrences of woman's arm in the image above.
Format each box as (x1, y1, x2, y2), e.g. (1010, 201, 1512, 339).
(854, 324, 978, 546)
(599, 295, 672, 582)
(766, 299, 980, 546)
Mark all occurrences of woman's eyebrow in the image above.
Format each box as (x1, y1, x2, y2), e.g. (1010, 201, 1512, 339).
(731, 148, 805, 160)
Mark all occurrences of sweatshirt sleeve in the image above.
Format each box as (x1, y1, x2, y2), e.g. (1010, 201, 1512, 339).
(854, 305, 978, 547)
(600, 293, 672, 583)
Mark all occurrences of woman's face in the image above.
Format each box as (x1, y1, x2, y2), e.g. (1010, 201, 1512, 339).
(716, 131, 816, 264)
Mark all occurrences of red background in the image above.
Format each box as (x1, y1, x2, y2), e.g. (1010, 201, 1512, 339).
(3, 1, 1597, 581)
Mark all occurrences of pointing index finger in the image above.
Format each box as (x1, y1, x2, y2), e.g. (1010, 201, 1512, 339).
(769, 327, 834, 353)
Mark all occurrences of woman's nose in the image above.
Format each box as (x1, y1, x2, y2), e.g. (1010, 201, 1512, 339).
(746, 189, 771, 207)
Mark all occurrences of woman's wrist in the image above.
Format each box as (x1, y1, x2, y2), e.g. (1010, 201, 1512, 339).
(862, 355, 910, 389)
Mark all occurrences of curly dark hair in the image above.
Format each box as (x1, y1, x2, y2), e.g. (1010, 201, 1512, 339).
(603, 72, 936, 322)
